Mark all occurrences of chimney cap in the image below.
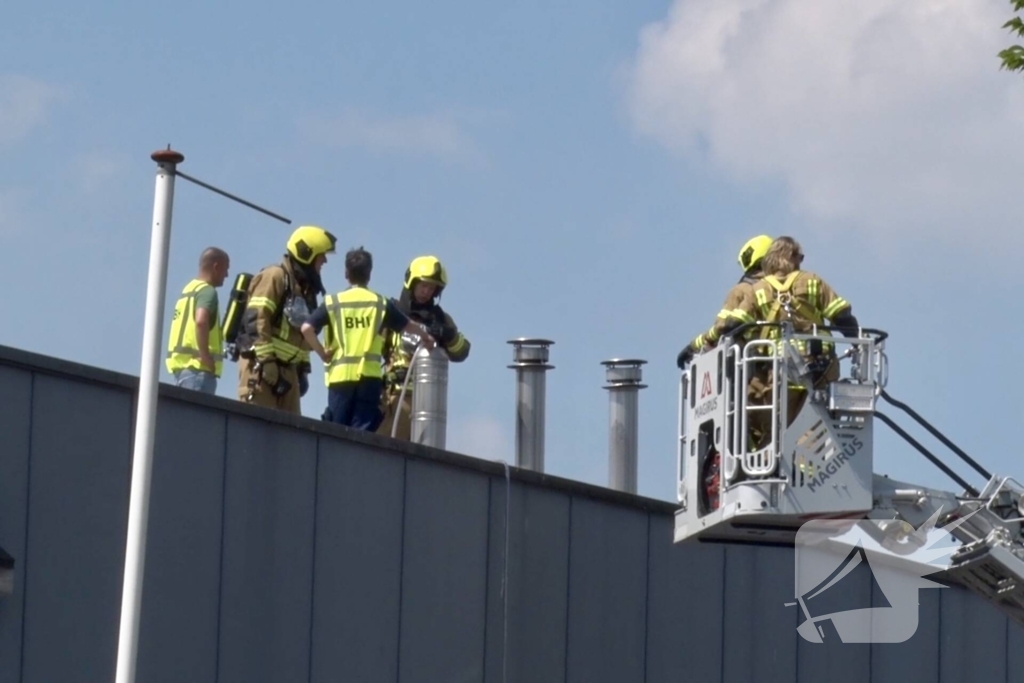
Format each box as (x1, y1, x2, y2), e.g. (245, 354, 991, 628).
(600, 358, 647, 367)
(507, 338, 554, 347)
(602, 358, 647, 389)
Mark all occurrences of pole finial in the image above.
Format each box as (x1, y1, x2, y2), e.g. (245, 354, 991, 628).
(151, 147, 184, 164)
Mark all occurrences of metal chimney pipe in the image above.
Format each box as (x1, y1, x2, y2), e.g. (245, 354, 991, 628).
(508, 338, 554, 472)
(603, 359, 647, 494)
(410, 345, 449, 449)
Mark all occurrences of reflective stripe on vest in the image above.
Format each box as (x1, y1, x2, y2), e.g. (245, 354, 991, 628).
(165, 279, 224, 377)
(324, 287, 388, 383)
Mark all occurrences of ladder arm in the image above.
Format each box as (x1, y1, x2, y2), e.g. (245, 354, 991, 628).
(868, 473, 1024, 629)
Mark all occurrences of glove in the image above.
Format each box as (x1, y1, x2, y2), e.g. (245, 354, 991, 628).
(427, 320, 445, 342)
(676, 346, 695, 370)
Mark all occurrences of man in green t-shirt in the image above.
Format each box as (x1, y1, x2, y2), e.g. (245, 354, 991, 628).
(165, 247, 231, 394)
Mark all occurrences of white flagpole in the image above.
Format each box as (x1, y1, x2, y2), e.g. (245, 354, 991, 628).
(115, 147, 183, 683)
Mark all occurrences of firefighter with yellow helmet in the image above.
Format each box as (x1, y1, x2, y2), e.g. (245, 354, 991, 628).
(234, 225, 337, 415)
(736, 236, 861, 443)
(377, 255, 471, 440)
(676, 234, 772, 368)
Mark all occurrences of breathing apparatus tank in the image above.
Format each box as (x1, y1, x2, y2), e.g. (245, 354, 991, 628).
(221, 272, 253, 362)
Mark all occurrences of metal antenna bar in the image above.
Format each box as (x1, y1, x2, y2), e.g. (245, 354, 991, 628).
(174, 170, 292, 224)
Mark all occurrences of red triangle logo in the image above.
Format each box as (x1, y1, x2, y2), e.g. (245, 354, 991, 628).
(701, 372, 713, 399)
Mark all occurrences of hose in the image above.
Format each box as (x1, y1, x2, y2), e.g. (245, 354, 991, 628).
(390, 342, 424, 439)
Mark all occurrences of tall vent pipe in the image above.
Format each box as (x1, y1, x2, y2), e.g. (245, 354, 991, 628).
(508, 338, 554, 472)
(410, 346, 449, 449)
(603, 359, 647, 494)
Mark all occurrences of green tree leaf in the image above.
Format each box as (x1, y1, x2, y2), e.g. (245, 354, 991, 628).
(1001, 1, 1024, 72)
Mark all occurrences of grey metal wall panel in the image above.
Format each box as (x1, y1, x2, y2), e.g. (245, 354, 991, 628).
(722, 545, 798, 683)
(0, 367, 31, 683)
(4, 349, 1024, 683)
(565, 498, 649, 683)
(938, 585, 1008, 683)
(484, 478, 570, 683)
(1008, 617, 1024, 683)
(217, 415, 318, 683)
(399, 460, 489, 683)
(795, 550, 870, 683)
(869, 584, 940, 683)
(135, 400, 227, 683)
(644, 518, 725, 683)
(21, 375, 132, 683)
(310, 440, 405, 683)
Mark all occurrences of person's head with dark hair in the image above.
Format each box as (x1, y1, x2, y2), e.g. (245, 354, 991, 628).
(198, 247, 230, 287)
(345, 247, 373, 286)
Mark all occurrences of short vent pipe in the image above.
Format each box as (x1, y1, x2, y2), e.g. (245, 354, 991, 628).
(603, 359, 647, 494)
(508, 339, 554, 472)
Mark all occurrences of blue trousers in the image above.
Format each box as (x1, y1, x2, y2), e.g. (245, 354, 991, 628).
(174, 368, 217, 395)
(325, 378, 384, 431)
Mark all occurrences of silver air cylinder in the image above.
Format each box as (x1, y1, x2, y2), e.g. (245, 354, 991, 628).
(508, 338, 554, 472)
(603, 359, 647, 494)
(410, 346, 449, 449)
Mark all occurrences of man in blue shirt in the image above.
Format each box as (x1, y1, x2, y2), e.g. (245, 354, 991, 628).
(301, 247, 435, 430)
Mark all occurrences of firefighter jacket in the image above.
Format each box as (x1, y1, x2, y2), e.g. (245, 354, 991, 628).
(322, 286, 389, 383)
(383, 300, 469, 381)
(739, 269, 858, 355)
(686, 269, 762, 354)
(235, 257, 317, 366)
(165, 278, 224, 377)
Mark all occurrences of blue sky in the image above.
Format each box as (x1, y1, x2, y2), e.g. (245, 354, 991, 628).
(2, 0, 1022, 504)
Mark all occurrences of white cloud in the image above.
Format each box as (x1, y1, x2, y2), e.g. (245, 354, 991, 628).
(298, 108, 486, 165)
(0, 75, 65, 147)
(448, 414, 513, 462)
(625, 0, 1024, 249)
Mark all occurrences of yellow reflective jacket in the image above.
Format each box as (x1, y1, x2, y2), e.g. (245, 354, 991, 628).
(165, 278, 224, 376)
(322, 286, 388, 383)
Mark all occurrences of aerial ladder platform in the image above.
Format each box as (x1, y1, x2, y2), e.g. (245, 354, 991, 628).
(674, 322, 1024, 628)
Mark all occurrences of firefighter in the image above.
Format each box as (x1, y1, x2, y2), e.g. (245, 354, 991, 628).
(300, 247, 436, 430)
(376, 255, 471, 441)
(738, 235, 860, 446)
(235, 225, 337, 415)
(676, 235, 772, 369)
(165, 247, 231, 394)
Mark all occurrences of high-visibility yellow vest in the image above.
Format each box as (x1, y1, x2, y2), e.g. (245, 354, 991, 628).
(323, 286, 388, 384)
(165, 279, 224, 377)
